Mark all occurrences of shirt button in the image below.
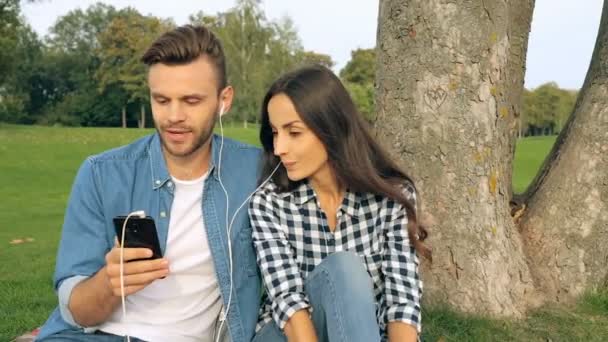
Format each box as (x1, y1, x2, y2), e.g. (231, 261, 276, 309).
(155, 180, 161, 185)
(160, 211, 166, 218)
(167, 181, 173, 188)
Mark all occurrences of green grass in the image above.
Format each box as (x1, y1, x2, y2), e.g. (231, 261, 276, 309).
(423, 289, 608, 341)
(0, 124, 605, 341)
(0, 124, 258, 340)
(512, 136, 557, 193)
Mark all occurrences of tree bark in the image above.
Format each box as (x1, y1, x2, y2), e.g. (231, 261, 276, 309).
(377, 0, 608, 317)
(121, 106, 126, 128)
(139, 103, 146, 129)
(376, 0, 536, 317)
(519, 0, 608, 302)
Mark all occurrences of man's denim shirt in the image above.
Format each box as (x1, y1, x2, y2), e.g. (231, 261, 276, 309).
(37, 133, 262, 342)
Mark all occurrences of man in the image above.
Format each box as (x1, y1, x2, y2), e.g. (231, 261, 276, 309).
(37, 25, 262, 342)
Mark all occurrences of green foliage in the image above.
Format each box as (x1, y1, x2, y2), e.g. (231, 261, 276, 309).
(340, 48, 376, 122)
(97, 8, 173, 127)
(340, 48, 376, 84)
(344, 81, 375, 121)
(0, 3, 132, 126)
(0, 0, 21, 81)
(191, 0, 305, 125)
(296, 50, 335, 68)
(1, 1, 355, 128)
(522, 82, 578, 136)
(0, 21, 43, 123)
(47, 3, 118, 53)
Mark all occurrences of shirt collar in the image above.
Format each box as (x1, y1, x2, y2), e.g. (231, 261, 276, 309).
(289, 181, 363, 217)
(149, 133, 171, 189)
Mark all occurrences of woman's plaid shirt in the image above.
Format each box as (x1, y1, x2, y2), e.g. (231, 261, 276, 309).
(248, 180, 422, 339)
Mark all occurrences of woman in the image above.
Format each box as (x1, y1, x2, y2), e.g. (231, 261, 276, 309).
(249, 64, 430, 342)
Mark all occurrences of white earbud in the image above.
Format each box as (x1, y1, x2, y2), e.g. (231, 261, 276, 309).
(219, 103, 226, 117)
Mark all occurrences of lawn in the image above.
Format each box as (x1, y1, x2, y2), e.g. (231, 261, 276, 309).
(512, 135, 557, 194)
(1, 124, 604, 341)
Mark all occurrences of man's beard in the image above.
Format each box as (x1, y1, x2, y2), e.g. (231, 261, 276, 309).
(156, 115, 218, 158)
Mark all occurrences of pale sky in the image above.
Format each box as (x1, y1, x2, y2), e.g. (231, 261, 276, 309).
(22, 0, 604, 90)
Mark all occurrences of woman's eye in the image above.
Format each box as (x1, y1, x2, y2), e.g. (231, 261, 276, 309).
(289, 131, 301, 137)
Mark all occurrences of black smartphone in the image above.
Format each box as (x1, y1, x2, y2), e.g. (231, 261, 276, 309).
(113, 216, 163, 260)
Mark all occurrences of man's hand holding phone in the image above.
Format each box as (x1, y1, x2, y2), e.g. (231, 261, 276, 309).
(104, 241, 170, 297)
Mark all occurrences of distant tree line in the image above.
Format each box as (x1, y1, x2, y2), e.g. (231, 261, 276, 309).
(521, 82, 578, 136)
(0, 0, 577, 132)
(0, 0, 336, 127)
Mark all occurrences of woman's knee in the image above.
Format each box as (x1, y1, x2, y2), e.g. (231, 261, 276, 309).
(310, 251, 374, 298)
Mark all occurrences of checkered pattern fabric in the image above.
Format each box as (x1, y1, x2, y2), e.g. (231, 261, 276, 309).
(249, 180, 422, 340)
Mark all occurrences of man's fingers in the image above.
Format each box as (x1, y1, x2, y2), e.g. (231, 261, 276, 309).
(107, 258, 168, 277)
(112, 284, 147, 297)
(107, 247, 153, 263)
(109, 269, 169, 290)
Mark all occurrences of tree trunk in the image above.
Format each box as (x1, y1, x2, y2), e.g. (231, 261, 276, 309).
(121, 106, 126, 128)
(376, 0, 537, 317)
(377, 0, 608, 318)
(519, 0, 608, 303)
(139, 103, 146, 129)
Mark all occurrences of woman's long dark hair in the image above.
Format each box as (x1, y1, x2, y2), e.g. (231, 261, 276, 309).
(259, 64, 430, 260)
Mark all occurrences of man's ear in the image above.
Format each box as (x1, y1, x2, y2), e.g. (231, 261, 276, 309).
(219, 86, 234, 116)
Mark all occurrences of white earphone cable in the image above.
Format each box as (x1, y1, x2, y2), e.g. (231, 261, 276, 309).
(120, 210, 145, 342)
(214, 103, 281, 342)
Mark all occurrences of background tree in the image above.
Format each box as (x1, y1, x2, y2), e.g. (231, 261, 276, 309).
(340, 48, 376, 84)
(340, 48, 376, 121)
(97, 8, 172, 128)
(0, 0, 21, 83)
(192, 0, 273, 127)
(375, 0, 607, 318)
(521, 82, 577, 136)
(296, 50, 334, 68)
(1, 1, 347, 128)
(39, 3, 124, 126)
(0, 22, 42, 123)
(191, 1, 306, 126)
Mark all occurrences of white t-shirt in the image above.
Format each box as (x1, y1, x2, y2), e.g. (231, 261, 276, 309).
(99, 172, 222, 342)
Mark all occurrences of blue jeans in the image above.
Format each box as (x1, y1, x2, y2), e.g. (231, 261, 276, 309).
(253, 252, 381, 342)
(37, 329, 148, 342)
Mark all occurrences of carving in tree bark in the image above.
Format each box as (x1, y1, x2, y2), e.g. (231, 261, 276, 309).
(375, 0, 607, 317)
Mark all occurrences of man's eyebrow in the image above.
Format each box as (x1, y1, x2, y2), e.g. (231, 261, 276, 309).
(150, 92, 167, 98)
(179, 93, 206, 100)
(149, 93, 207, 99)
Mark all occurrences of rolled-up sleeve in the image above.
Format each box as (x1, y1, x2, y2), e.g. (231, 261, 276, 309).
(382, 187, 423, 332)
(249, 191, 310, 330)
(58, 275, 88, 327)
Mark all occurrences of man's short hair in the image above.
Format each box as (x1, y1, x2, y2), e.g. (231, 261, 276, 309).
(141, 25, 227, 90)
